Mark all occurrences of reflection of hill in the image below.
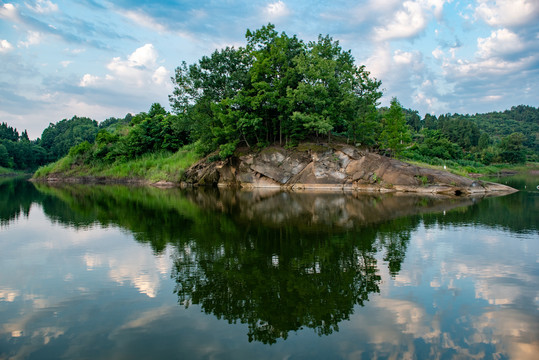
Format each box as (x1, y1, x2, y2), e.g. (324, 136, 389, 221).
(17, 181, 529, 343)
(185, 188, 477, 231)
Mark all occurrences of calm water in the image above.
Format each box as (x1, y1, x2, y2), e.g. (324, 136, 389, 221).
(0, 175, 538, 359)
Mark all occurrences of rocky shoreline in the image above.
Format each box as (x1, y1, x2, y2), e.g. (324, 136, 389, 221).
(34, 143, 518, 196)
(182, 144, 517, 196)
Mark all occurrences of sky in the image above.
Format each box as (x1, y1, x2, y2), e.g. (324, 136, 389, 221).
(0, 0, 538, 139)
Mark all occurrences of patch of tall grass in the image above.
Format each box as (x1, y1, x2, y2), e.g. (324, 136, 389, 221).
(33, 144, 201, 183)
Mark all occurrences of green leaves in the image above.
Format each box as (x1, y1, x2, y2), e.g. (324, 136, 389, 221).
(379, 98, 411, 157)
(169, 24, 382, 157)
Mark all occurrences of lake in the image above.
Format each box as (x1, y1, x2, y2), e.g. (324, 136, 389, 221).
(0, 174, 538, 359)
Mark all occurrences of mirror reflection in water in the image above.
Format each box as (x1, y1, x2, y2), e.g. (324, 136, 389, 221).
(0, 177, 537, 358)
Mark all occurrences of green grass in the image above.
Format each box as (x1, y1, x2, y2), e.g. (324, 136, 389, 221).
(33, 144, 201, 183)
(403, 159, 539, 178)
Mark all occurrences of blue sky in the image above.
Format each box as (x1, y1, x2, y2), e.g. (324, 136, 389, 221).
(1, 0, 538, 139)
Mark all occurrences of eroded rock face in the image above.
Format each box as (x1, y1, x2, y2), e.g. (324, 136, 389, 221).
(182, 144, 516, 195)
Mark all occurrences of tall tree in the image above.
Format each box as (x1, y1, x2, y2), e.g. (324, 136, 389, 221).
(499, 132, 526, 163)
(379, 98, 411, 157)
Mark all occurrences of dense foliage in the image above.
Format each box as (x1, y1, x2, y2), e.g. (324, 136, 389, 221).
(403, 105, 538, 165)
(170, 24, 382, 157)
(0, 122, 47, 171)
(39, 116, 99, 161)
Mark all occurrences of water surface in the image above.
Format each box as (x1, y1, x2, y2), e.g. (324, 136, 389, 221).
(0, 176, 537, 359)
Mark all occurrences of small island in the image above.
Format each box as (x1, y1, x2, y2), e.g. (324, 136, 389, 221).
(2, 25, 534, 194)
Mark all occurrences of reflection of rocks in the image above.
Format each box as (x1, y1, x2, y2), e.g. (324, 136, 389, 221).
(183, 144, 517, 195)
(185, 188, 477, 230)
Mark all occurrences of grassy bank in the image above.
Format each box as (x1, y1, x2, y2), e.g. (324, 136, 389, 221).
(403, 159, 539, 178)
(33, 141, 538, 184)
(33, 144, 201, 183)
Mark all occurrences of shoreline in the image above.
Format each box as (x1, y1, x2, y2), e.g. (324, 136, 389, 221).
(31, 174, 517, 196)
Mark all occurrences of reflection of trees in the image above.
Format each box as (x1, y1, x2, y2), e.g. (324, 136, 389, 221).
(172, 224, 383, 344)
(422, 191, 538, 234)
(25, 181, 525, 343)
(0, 177, 42, 225)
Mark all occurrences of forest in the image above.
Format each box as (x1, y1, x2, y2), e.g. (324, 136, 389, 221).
(1, 25, 537, 175)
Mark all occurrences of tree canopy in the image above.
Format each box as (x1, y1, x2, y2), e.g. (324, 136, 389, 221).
(170, 24, 382, 157)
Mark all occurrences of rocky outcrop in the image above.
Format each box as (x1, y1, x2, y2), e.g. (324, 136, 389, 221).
(183, 143, 517, 196)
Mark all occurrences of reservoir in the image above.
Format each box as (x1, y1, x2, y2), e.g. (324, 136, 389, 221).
(0, 174, 537, 359)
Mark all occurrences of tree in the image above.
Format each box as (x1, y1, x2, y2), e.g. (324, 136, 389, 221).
(169, 46, 251, 153)
(39, 116, 99, 161)
(499, 132, 526, 163)
(20, 130, 30, 142)
(379, 98, 411, 157)
(423, 114, 437, 130)
(404, 108, 421, 132)
(0, 143, 12, 167)
(169, 24, 382, 156)
(0, 122, 19, 141)
(478, 132, 490, 150)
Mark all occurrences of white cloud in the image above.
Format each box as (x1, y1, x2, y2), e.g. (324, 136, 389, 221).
(368, 0, 402, 12)
(365, 45, 392, 79)
(18, 31, 43, 48)
(424, 0, 446, 19)
(413, 91, 448, 113)
(393, 50, 414, 64)
(25, 0, 58, 14)
(119, 9, 167, 33)
(0, 3, 19, 22)
(127, 43, 158, 68)
(477, 29, 525, 58)
(70, 48, 86, 54)
(432, 46, 444, 60)
(374, 1, 428, 41)
(480, 95, 503, 102)
(79, 44, 170, 90)
(373, 0, 450, 41)
(79, 73, 99, 87)
(60, 60, 72, 67)
(103, 44, 170, 88)
(445, 55, 535, 78)
(152, 66, 168, 85)
(0, 39, 14, 53)
(265, 1, 291, 18)
(475, 0, 539, 27)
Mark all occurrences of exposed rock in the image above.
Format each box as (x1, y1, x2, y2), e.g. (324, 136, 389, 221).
(182, 144, 517, 196)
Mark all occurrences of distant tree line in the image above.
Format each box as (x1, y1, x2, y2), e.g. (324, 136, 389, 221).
(0, 122, 46, 170)
(401, 104, 538, 165)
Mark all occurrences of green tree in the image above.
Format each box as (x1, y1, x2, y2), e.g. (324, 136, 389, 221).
(169, 46, 251, 153)
(414, 130, 463, 160)
(379, 98, 411, 156)
(423, 113, 437, 130)
(404, 108, 421, 132)
(0, 143, 12, 168)
(0, 122, 19, 141)
(478, 132, 490, 150)
(169, 24, 382, 156)
(499, 132, 526, 163)
(39, 116, 99, 161)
